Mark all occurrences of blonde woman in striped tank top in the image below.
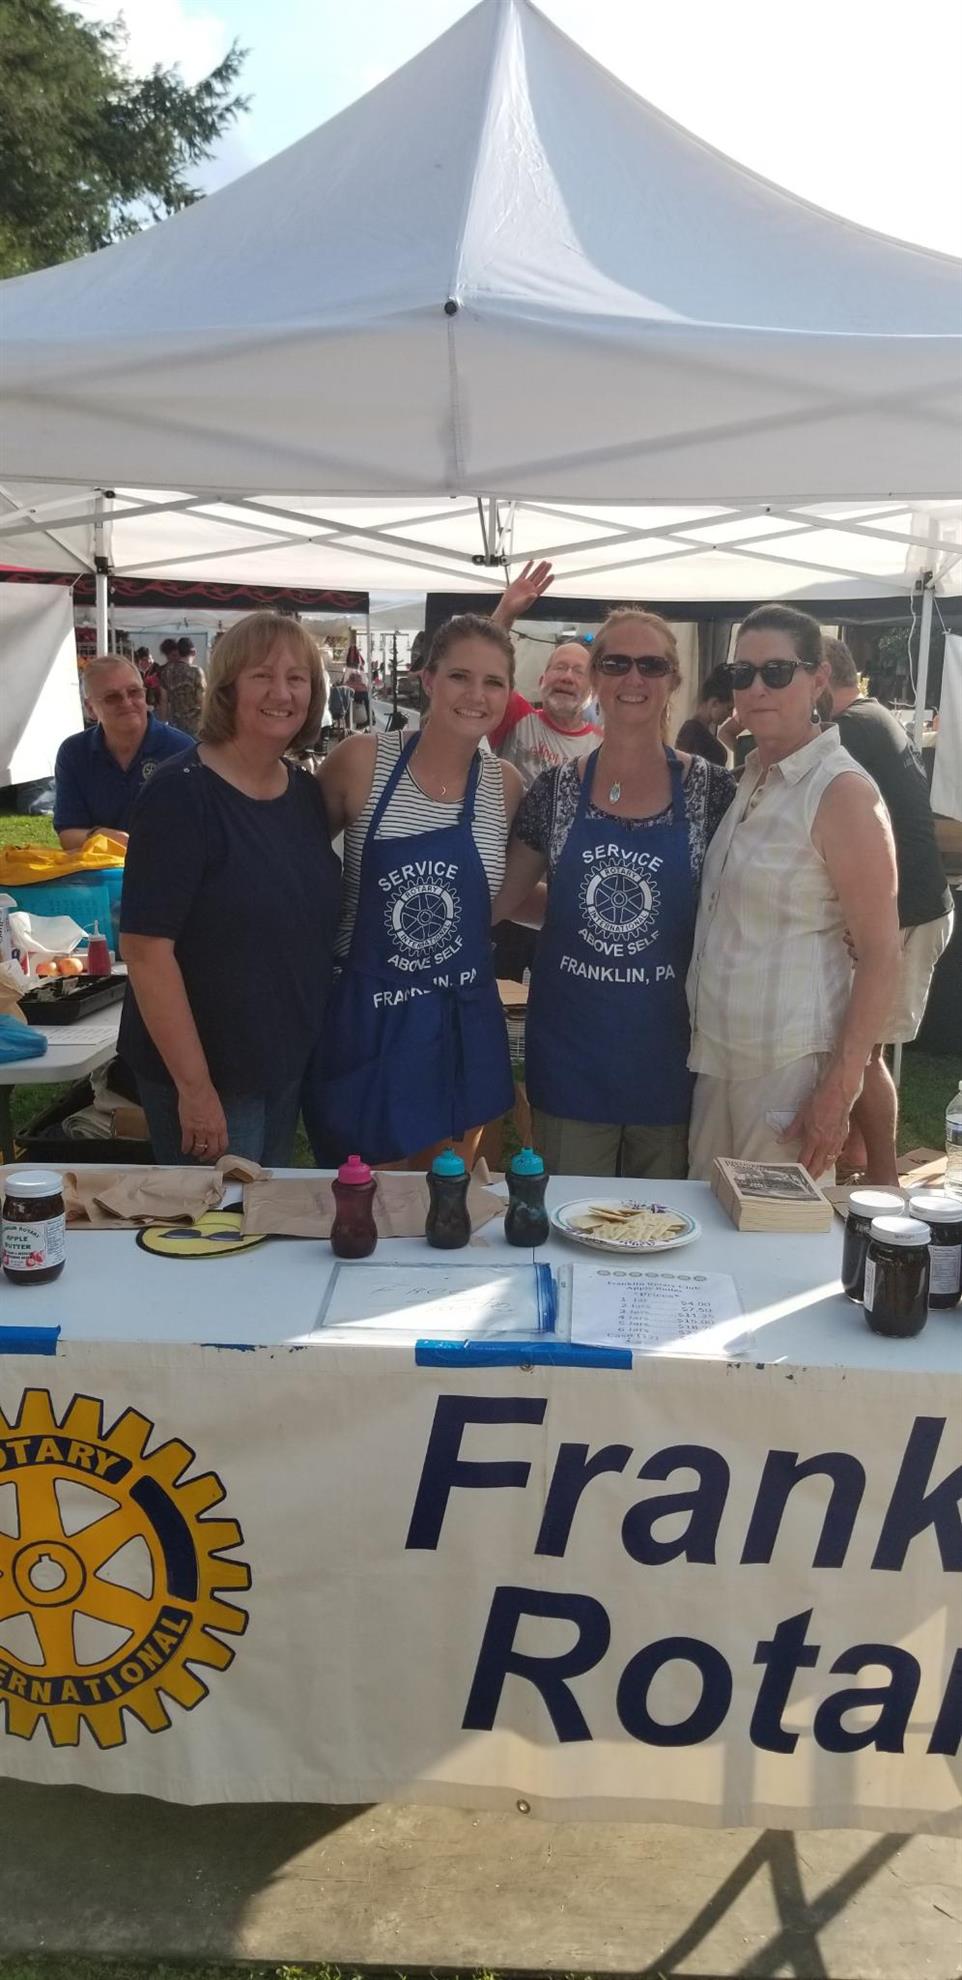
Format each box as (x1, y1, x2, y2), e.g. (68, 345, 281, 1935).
(309, 616, 524, 1169)
(687, 604, 900, 1183)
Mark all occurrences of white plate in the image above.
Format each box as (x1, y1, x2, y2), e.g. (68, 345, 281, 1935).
(551, 1197, 701, 1255)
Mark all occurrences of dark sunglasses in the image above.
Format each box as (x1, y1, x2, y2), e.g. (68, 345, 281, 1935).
(596, 653, 673, 678)
(728, 658, 816, 691)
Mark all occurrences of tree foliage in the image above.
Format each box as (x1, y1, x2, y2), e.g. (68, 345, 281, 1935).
(0, 0, 249, 277)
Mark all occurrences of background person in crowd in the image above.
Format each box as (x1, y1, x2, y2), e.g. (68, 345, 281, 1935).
(687, 606, 900, 1183)
(311, 615, 523, 1169)
(54, 655, 193, 850)
(674, 665, 735, 766)
(823, 635, 953, 1183)
(133, 645, 163, 711)
(489, 631, 601, 982)
(119, 613, 340, 1166)
(161, 635, 205, 737)
(489, 638, 600, 785)
(493, 609, 736, 1177)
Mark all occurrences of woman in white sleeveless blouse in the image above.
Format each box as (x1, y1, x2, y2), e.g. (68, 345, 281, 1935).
(687, 604, 900, 1183)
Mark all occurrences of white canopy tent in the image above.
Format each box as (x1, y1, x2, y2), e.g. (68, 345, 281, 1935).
(1, 0, 959, 702)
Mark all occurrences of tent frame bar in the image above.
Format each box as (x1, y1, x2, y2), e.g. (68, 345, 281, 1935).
(0, 486, 955, 604)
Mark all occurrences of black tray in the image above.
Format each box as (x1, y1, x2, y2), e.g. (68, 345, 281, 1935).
(18, 1076, 153, 1165)
(22, 972, 126, 1026)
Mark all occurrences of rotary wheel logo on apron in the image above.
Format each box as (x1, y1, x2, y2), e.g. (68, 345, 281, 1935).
(579, 859, 661, 952)
(384, 878, 463, 962)
(0, 1389, 250, 1750)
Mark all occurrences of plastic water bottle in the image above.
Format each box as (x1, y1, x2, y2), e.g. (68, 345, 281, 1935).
(946, 1081, 962, 1197)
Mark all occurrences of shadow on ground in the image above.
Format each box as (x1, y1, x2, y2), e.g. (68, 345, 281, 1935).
(0, 1782, 959, 1976)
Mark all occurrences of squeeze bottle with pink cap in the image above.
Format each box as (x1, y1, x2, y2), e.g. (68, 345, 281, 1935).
(331, 1155, 378, 1258)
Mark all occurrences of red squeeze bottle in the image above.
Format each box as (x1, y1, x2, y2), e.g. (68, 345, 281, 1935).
(330, 1155, 378, 1259)
(85, 921, 111, 977)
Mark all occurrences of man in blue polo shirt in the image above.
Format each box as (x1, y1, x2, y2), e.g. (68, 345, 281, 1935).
(55, 655, 193, 849)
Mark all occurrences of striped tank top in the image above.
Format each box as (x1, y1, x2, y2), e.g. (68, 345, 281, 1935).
(335, 730, 508, 957)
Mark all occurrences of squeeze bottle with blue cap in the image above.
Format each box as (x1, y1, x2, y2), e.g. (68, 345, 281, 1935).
(331, 1154, 378, 1258)
(505, 1147, 550, 1247)
(426, 1148, 471, 1250)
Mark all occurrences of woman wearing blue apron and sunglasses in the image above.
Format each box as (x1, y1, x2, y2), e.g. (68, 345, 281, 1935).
(494, 610, 736, 1177)
(308, 615, 524, 1168)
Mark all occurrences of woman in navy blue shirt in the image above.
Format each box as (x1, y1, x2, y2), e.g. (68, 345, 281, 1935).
(120, 613, 341, 1166)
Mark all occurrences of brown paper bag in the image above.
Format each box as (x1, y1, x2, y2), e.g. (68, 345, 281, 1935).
(0, 1153, 268, 1228)
(242, 1170, 504, 1239)
(62, 1167, 227, 1226)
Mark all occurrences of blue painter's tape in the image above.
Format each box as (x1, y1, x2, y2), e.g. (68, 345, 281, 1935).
(415, 1339, 631, 1369)
(0, 1325, 60, 1356)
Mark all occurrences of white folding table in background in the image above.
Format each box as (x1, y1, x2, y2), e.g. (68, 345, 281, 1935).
(0, 1004, 121, 1160)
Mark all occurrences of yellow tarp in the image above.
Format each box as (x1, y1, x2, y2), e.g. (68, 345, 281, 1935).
(0, 834, 126, 887)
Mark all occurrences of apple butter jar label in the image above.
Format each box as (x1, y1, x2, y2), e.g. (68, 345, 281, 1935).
(2, 1216, 66, 1274)
(2, 1169, 67, 1285)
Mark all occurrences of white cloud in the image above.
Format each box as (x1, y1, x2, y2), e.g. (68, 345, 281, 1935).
(67, 0, 231, 84)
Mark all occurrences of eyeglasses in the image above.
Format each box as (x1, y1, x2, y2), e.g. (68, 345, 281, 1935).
(728, 658, 816, 691)
(596, 653, 673, 678)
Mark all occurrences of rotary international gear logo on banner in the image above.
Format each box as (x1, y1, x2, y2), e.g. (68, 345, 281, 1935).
(0, 1390, 250, 1749)
(384, 875, 462, 962)
(579, 858, 661, 951)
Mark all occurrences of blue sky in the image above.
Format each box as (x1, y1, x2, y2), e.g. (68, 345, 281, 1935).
(72, 0, 962, 253)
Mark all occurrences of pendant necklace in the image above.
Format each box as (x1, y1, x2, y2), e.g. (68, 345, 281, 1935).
(608, 779, 621, 803)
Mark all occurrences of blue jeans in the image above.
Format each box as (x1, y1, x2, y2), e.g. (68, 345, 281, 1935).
(137, 1077, 302, 1167)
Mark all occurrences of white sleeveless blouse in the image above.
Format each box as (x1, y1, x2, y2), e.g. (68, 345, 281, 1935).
(687, 728, 878, 1076)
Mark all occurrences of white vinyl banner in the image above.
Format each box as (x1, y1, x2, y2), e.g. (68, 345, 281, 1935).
(0, 1344, 959, 1833)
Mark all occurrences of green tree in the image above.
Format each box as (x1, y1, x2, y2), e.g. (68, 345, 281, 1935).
(0, 0, 249, 278)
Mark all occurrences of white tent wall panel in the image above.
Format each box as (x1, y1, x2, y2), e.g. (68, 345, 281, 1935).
(0, 584, 82, 787)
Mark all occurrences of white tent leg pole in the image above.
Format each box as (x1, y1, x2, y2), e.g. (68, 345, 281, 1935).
(913, 583, 935, 749)
(95, 567, 110, 650)
(892, 1043, 903, 1090)
(94, 492, 110, 651)
(913, 519, 940, 749)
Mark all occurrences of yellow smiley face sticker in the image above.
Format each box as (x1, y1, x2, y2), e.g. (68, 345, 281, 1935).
(136, 1212, 266, 1260)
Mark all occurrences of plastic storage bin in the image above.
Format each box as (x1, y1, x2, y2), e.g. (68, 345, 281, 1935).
(7, 869, 124, 949)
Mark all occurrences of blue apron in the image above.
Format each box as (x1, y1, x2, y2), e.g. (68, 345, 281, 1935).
(525, 748, 696, 1126)
(314, 734, 513, 1163)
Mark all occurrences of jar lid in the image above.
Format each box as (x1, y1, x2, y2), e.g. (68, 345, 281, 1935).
(510, 1147, 544, 1177)
(336, 1153, 374, 1186)
(849, 1189, 904, 1216)
(3, 1168, 64, 1200)
(909, 1191, 962, 1225)
(869, 1215, 930, 1247)
(432, 1147, 466, 1178)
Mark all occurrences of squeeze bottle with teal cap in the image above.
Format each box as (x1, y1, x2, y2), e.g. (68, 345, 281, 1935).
(426, 1148, 471, 1249)
(505, 1147, 550, 1247)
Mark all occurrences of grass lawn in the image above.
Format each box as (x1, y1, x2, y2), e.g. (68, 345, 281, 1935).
(0, 813, 59, 848)
(0, 1966, 504, 1980)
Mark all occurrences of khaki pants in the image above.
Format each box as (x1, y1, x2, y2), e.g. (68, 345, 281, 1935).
(688, 1054, 834, 1183)
(531, 1109, 689, 1179)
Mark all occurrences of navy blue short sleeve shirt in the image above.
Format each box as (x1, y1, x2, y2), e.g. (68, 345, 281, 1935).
(53, 715, 194, 835)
